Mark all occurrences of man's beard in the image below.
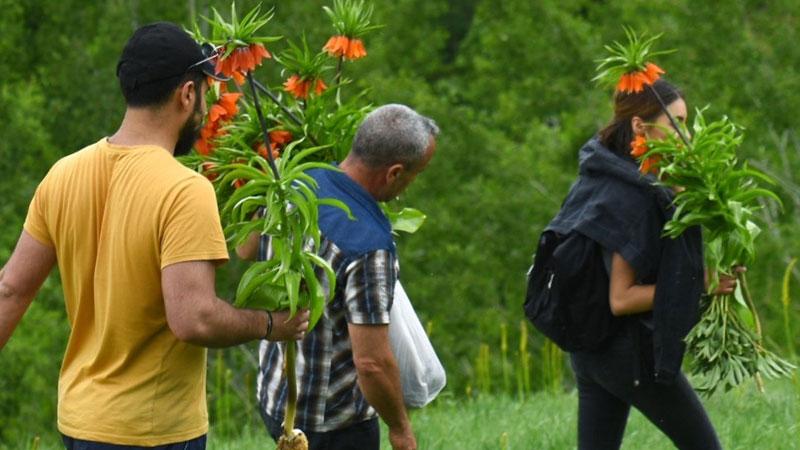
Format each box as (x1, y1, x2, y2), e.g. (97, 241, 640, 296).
(174, 96, 203, 157)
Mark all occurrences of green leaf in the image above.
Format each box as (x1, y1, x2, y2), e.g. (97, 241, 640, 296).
(284, 270, 302, 318)
(382, 206, 427, 234)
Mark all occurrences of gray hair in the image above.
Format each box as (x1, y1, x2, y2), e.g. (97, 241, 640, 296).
(351, 104, 439, 169)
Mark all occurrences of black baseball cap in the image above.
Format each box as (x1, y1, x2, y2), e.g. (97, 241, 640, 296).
(116, 22, 228, 90)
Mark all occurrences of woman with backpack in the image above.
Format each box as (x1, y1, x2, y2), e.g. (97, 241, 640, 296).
(541, 79, 740, 450)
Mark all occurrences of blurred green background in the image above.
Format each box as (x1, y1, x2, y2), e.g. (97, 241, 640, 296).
(2, 0, 799, 446)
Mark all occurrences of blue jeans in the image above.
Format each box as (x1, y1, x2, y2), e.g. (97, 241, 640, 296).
(61, 434, 206, 450)
(261, 413, 379, 450)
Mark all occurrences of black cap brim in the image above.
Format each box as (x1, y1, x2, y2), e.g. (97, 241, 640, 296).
(194, 43, 229, 82)
(198, 60, 229, 82)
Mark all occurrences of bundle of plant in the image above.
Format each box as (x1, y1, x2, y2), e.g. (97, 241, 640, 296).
(180, 2, 421, 447)
(639, 110, 795, 395)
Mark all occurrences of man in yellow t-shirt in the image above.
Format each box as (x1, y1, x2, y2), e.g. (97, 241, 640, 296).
(0, 22, 308, 449)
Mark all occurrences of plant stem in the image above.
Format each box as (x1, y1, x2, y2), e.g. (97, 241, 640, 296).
(646, 83, 691, 148)
(247, 73, 281, 180)
(739, 272, 763, 338)
(283, 340, 298, 436)
(738, 271, 766, 392)
(251, 78, 320, 146)
(247, 76, 302, 416)
(334, 55, 343, 107)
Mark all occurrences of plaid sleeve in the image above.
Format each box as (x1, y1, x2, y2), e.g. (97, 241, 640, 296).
(343, 249, 396, 325)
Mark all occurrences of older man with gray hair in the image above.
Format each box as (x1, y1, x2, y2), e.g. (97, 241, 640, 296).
(253, 104, 438, 450)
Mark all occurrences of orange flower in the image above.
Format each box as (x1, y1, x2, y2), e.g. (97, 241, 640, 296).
(269, 130, 293, 146)
(346, 39, 367, 59)
(249, 43, 271, 65)
(200, 121, 219, 141)
(208, 104, 228, 123)
(256, 142, 281, 160)
(196, 137, 213, 156)
(196, 120, 220, 155)
(323, 35, 367, 60)
(208, 92, 241, 124)
(284, 75, 306, 98)
(643, 63, 664, 84)
(201, 162, 219, 181)
(230, 70, 246, 85)
(323, 35, 349, 57)
(630, 135, 659, 174)
(214, 44, 271, 85)
(630, 135, 649, 158)
(313, 78, 327, 95)
(639, 155, 661, 175)
(616, 62, 665, 94)
(218, 92, 242, 116)
(195, 93, 241, 155)
(253, 130, 292, 160)
(284, 75, 328, 99)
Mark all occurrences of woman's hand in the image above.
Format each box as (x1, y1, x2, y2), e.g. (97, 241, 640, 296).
(710, 266, 747, 296)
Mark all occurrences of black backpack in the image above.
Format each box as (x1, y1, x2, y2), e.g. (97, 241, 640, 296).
(523, 230, 620, 352)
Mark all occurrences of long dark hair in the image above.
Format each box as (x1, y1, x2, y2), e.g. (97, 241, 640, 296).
(598, 79, 684, 160)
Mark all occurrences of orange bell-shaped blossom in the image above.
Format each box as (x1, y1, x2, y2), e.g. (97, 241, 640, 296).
(284, 75, 327, 100)
(630, 134, 659, 174)
(256, 143, 282, 161)
(345, 39, 366, 59)
(616, 62, 665, 94)
(639, 155, 661, 175)
(195, 93, 242, 155)
(214, 44, 271, 85)
(269, 130, 293, 146)
(219, 92, 242, 116)
(255, 130, 293, 160)
(323, 35, 367, 60)
(643, 63, 664, 84)
(630, 135, 649, 158)
(195, 136, 214, 156)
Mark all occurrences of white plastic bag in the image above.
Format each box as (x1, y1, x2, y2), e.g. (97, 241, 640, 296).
(388, 280, 447, 408)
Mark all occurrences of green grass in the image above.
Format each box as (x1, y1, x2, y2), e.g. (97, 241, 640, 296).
(208, 378, 799, 450)
(10, 378, 798, 450)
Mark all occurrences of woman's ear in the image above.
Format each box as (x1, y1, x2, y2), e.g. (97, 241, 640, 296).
(630, 116, 646, 136)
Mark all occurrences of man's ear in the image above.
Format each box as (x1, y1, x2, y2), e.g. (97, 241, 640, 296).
(177, 80, 196, 111)
(385, 163, 405, 184)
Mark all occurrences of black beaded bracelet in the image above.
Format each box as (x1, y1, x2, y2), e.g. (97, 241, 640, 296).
(263, 310, 273, 340)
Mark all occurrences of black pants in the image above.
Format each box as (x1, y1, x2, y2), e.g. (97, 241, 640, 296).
(262, 413, 379, 450)
(570, 330, 721, 450)
(61, 434, 206, 450)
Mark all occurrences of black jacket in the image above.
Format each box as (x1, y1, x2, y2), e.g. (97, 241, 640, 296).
(547, 138, 704, 384)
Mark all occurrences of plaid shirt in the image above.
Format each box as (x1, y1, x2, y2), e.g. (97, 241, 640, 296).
(256, 237, 397, 432)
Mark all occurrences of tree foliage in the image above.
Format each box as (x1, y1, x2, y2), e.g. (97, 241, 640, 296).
(2, 0, 800, 444)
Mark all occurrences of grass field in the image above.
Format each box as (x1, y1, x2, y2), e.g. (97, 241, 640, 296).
(209, 378, 799, 450)
(12, 378, 798, 450)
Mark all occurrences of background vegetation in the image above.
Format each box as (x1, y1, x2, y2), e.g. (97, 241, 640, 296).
(1, 0, 799, 447)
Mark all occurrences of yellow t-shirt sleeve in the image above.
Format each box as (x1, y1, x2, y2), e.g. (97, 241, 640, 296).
(23, 178, 54, 247)
(160, 176, 229, 269)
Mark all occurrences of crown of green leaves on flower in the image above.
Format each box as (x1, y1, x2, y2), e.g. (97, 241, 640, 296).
(323, 0, 383, 37)
(277, 35, 332, 80)
(593, 27, 675, 94)
(192, 2, 282, 53)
